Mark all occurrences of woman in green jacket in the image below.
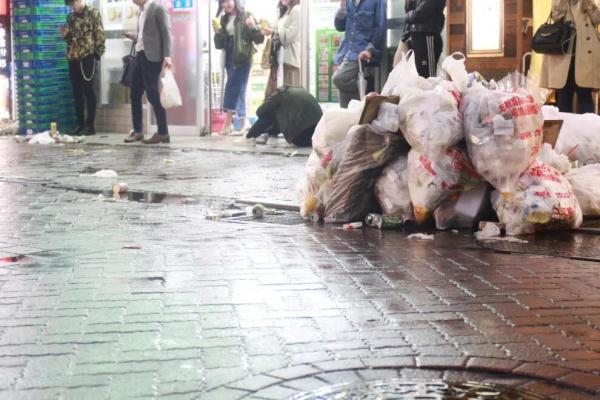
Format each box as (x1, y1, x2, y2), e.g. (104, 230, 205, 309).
(213, 0, 264, 135)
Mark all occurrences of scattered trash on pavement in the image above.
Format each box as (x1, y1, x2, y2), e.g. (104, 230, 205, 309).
(0, 119, 18, 136)
(112, 182, 129, 194)
(122, 244, 143, 249)
(0, 255, 25, 263)
(164, 159, 175, 164)
(475, 223, 502, 240)
(343, 222, 363, 230)
(407, 233, 435, 240)
(26, 131, 84, 145)
(91, 170, 118, 178)
(246, 204, 265, 219)
(365, 213, 404, 230)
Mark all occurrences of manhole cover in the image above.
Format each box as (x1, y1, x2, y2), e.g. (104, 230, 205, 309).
(290, 380, 551, 400)
(480, 231, 600, 262)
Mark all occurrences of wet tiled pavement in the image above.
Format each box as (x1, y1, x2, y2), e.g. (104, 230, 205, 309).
(1, 137, 600, 399)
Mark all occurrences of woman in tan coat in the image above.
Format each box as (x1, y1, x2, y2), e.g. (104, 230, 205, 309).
(262, 0, 302, 97)
(539, 0, 600, 113)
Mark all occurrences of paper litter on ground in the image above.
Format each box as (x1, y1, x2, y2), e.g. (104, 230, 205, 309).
(407, 233, 435, 240)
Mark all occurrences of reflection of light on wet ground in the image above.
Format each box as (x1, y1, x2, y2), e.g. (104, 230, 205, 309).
(290, 379, 552, 400)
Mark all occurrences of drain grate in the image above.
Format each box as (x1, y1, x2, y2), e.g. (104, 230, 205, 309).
(289, 379, 551, 400)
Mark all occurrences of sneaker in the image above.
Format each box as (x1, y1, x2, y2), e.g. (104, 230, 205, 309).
(255, 133, 269, 145)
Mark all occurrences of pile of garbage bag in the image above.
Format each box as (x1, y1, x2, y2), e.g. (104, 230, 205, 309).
(298, 52, 600, 236)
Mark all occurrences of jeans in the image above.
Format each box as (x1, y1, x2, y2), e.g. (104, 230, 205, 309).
(68, 55, 97, 127)
(556, 56, 595, 114)
(332, 59, 375, 108)
(223, 39, 251, 118)
(130, 51, 168, 135)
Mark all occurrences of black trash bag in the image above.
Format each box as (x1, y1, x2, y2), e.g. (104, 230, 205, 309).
(324, 124, 405, 223)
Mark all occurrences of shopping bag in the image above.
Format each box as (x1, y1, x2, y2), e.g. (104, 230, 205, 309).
(160, 69, 182, 109)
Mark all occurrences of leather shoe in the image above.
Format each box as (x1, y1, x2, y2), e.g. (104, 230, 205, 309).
(124, 131, 144, 143)
(69, 125, 84, 135)
(80, 125, 96, 136)
(142, 133, 170, 144)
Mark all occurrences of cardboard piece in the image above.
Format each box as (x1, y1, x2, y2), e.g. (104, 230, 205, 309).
(359, 95, 400, 125)
(543, 120, 563, 148)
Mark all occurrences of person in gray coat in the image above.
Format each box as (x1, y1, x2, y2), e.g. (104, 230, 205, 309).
(123, 0, 173, 144)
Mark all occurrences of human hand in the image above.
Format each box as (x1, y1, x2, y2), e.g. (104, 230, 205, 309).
(245, 16, 256, 30)
(122, 32, 136, 40)
(261, 26, 273, 36)
(60, 25, 70, 38)
(163, 57, 172, 70)
(358, 50, 372, 62)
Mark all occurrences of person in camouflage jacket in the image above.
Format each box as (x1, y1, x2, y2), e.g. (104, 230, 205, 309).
(61, 0, 105, 136)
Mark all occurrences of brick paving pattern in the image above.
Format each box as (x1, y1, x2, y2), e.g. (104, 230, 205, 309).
(0, 139, 600, 399)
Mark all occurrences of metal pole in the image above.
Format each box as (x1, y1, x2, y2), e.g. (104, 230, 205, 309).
(301, 1, 309, 90)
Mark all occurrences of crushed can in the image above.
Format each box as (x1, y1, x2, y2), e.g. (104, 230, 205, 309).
(365, 214, 404, 230)
(246, 204, 265, 219)
(309, 212, 321, 223)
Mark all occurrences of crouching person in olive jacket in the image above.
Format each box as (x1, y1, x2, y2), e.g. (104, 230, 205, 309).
(246, 86, 323, 147)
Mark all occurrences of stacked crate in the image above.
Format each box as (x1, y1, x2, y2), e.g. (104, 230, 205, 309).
(13, 0, 74, 135)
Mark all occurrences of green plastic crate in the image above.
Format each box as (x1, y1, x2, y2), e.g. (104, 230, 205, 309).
(15, 36, 64, 45)
(14, 21, 58, 31)
(13, 6, 68, 16)
(15, 50, 65, 61)
(19, 83, 70, 96)
(18, 102, 71, 114)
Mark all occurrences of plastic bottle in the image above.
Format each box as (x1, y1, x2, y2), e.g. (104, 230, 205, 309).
(49, 122, 57, 138)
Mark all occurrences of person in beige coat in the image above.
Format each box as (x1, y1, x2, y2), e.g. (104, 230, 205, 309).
(262, 0, 301, 97)
(539, 0, 600, 113)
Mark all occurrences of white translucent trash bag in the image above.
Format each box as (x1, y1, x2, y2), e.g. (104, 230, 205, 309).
(461, 82, 544, 194)
(375, 154, 413, 219)
(494, 162, 582, 235)
(566, 164, 600, 217)
(399, 80, 463, 155)
(407, 147, 483, 224)
(555, 112, 600, 165)
(312, 100, 363, 156)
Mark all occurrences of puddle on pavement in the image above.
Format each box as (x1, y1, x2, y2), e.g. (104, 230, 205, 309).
(290, 380, 552, 400)
(68, 187, 202, 205)
(480, 229, 600, 262)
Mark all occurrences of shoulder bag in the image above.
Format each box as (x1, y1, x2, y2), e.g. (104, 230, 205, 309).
(532, 11, 575, 54)
(120, 42, 136, 87)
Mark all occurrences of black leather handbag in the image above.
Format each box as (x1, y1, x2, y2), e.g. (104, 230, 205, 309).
(532, 13, 575, 55)
(120, 43, 136, 87)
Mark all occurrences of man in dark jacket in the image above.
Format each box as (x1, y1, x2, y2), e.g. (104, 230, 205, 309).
(405, 0, 446, 78)
(245, 87, 323, 147)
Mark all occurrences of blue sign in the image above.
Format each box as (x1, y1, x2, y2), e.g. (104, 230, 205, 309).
(173, 0, 192, 10)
